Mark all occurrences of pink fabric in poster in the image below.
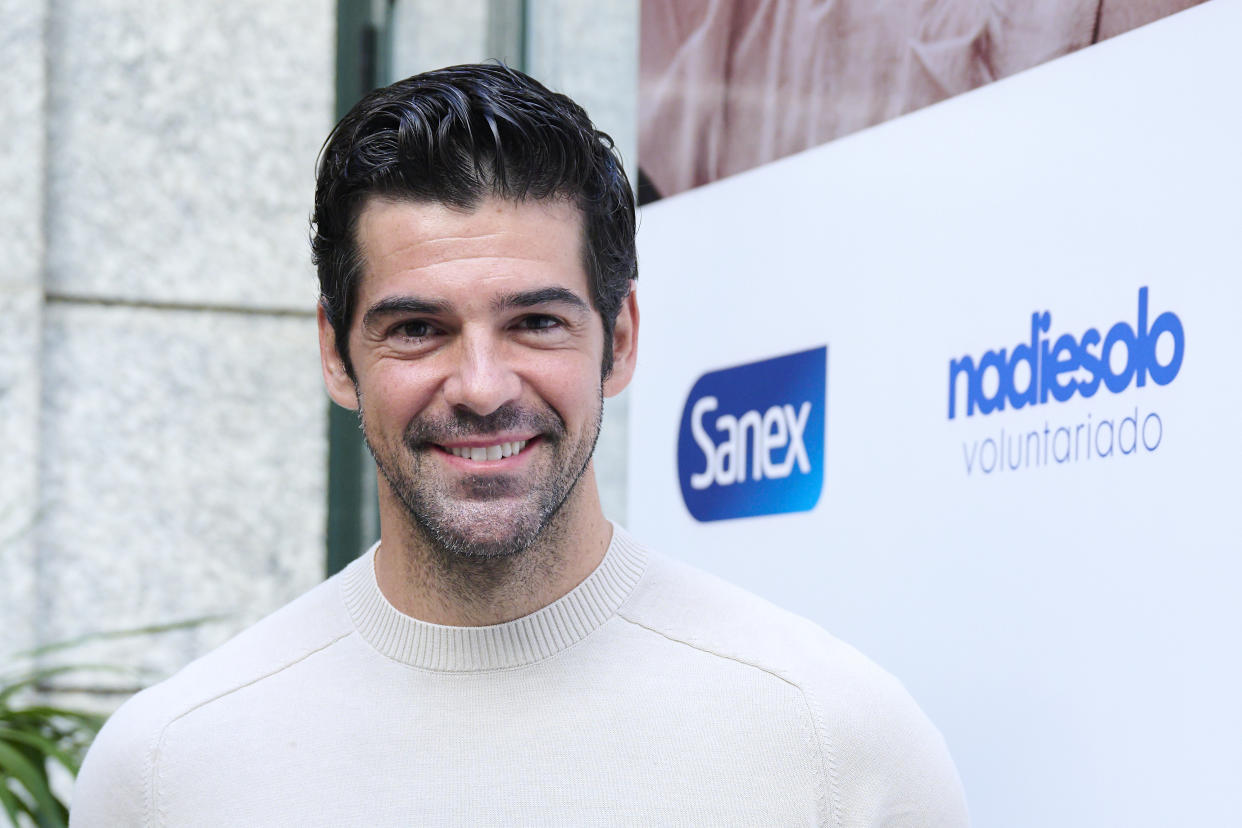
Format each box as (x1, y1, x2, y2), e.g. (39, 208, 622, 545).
(639, 0, 1205, 199)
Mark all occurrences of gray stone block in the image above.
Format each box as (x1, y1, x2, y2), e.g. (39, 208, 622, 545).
(390, 0, 489, 76)
(43, 0, 334, 311)
(0, 0, 47, 287)
(0, 289, 43, 658)
(0, 0, 46, 657)
(37, 302, 328, 680)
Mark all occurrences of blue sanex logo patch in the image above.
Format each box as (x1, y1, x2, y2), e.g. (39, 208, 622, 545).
(677, 346, 826, 522)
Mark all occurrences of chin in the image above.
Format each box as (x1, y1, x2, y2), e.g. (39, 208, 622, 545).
(416, 499, 552, 560)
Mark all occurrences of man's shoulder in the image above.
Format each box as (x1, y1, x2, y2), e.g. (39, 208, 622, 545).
(619, 547, 878, 685)
(619, 541, 970, 826)
(70, 570, 355, 825)
(137, 569, 351, 716)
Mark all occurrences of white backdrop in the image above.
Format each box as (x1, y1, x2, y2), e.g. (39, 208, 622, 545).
(628, 2, 1242, 825)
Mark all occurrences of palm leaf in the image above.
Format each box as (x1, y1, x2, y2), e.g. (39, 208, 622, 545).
(13, 616, 225, 660)
(0, 615, 223, 827)
(0, 781, 27, 825)
(0, 740, 65, 828)
(5, 706, 106, 734)
(0, 665, 136, 706)
(0, 728, 82, 775)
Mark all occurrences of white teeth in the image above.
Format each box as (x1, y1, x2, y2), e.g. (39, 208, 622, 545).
(447, 440, 528, 461)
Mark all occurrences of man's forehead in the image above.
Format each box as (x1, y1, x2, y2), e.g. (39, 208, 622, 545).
(356, 193, 584, 248)
(352, 194, 591, 304)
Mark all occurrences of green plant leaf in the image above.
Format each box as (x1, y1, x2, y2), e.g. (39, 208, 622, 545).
(0, 740, 65, 828)
(0, 665, 136, 707)
(0, 779, 33, 827)
(0, 728, 81, 776)
(12, 616, 226, 660)
(5, 707, 105, 734)
(0, 616, 227, 827)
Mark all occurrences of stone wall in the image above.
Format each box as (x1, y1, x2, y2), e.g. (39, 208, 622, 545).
(0, 0, 48, 663)
(0, 0, 335, 687)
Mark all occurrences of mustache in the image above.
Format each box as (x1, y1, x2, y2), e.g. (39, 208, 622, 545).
(403, 403, 564, 445)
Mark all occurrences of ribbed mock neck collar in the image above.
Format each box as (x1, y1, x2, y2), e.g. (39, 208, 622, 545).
(340, 524, 648, 672)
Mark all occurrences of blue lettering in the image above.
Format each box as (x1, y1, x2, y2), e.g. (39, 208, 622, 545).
(1147, 310, 1185, 386)
(947, 288, 1182, 419)
(1077, 328, 1103, 398)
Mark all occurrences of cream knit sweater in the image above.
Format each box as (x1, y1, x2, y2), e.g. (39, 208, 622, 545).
(71, 526, 968, 826)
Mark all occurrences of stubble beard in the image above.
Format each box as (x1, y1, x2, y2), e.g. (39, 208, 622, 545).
(361, 391, 603, 565)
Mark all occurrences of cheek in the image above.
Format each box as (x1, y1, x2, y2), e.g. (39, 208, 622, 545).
(526, 353, 603, 422)
(360, 366, 440, 427)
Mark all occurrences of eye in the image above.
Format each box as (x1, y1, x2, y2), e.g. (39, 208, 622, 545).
(391, 319, 437, 340)
(515, 314, 562, 332)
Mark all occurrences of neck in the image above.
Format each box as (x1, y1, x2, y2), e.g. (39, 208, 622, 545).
(373, 464, 613, 626)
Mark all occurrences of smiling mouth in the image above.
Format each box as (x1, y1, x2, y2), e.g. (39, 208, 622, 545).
(441, 439, 530, 461)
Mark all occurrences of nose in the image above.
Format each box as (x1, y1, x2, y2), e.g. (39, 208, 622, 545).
(441, 328, 522, 416)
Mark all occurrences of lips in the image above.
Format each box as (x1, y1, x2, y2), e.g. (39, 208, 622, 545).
(405, 403, 561, 466)
(442, 440, 530, 461)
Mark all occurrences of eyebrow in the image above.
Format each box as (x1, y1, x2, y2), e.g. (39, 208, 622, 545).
(492, 287, 590, 314)
(361, 296, 451, 330)
(361, 287, 591, 330)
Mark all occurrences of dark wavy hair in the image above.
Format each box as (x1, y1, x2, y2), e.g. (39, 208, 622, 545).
(311, 64, 637, 379)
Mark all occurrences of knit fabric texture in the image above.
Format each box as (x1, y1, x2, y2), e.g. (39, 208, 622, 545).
(71, 526, 968, 826)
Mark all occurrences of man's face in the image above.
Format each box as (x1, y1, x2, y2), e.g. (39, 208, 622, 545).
(320, 196, 634, 558)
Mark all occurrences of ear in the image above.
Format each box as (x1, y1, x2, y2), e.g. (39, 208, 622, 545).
(603, 285, 639, 398)
(318, 304, 359, 410)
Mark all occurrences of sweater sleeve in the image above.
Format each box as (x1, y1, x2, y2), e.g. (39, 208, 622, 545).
(69, 692, 159, 827)
(802, 633, 970, 828)
(619, 551, 969, 826)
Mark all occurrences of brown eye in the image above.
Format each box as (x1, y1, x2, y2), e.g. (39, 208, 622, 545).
(394, 320, 435, 339)
(517, 315, 561, 331)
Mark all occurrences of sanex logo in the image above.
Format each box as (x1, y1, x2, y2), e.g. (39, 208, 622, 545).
(677, 347, 826, 522)
(688, 398, 812, 487)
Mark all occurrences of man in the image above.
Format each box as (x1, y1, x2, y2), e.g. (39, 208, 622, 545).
(73, 65, 968, 825)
